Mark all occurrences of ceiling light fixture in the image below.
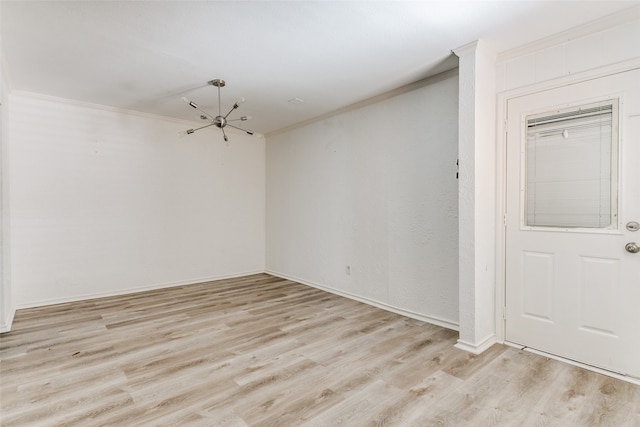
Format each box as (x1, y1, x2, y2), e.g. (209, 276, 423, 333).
(180, 79, 254, 142)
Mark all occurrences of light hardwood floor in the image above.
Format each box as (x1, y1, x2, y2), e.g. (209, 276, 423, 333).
(1, 273, 638, 426)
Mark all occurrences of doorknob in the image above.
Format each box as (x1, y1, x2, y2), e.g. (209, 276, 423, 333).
(625, 242, 640, 253)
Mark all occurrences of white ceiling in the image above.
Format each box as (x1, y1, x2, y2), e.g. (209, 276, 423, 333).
(2, 1, 638, 135)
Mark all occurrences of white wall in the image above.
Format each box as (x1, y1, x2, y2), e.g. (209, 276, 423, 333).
(9, 93, 265, 307)
(266, 71, 459, 328)
(496, 14, 640, 93)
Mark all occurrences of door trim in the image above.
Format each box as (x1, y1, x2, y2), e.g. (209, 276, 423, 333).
(494, 58, 640, 355)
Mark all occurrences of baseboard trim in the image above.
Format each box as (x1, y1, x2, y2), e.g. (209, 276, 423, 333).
(504, 341, 640, 386)
(14, 270, 265, 310)
(10, 270, 462, 335)
(265, 270, 459, 331)
(0, 306, 16, 333)
(454, 334, 497, 355)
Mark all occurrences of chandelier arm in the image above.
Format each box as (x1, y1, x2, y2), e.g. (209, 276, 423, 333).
(194, 108, 216, 122)
(186, 123, 217, 134)
(221, 127, 229, 142)
(226, 123, 255, 136)
(223, 99, 244, 120)
(181, 97, 217, 122)
(223, 106, 238, 119)
(227, 116, 251, 122)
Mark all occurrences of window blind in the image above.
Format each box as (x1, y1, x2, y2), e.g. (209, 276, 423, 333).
(525, 101, 617, 228)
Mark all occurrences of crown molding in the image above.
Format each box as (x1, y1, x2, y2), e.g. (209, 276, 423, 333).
(9, 90, 203, 126)
(266, 66, 459, 139)
(453, 40, 480, 57)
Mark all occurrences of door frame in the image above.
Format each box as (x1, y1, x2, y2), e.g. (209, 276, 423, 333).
(494, 57, 640, 382)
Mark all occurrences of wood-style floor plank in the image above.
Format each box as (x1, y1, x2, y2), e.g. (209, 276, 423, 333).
(1, 273, 638, 426)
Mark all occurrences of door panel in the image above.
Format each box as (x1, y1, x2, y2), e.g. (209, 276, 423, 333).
(521, 251, 554, 321)
(505, 69, 640, 378)
(579, 256, 619, 335)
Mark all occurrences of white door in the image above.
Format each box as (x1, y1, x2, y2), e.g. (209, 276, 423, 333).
(505, 68, 640, 379)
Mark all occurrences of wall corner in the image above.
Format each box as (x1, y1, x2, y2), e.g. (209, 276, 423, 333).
(454, 39, 498, 354)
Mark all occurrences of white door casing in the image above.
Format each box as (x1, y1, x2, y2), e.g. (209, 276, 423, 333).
(505, 68, 640, 379)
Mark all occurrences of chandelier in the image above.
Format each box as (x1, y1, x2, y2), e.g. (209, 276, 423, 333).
(181, 79, 254, 142)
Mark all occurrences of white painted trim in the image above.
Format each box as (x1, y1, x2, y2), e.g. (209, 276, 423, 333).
(266, 270, 460, 331)
(14, 270, 265, 310)
(495, 85, 508, 344)
(452, 40, 480, 57)
(454, 334, 497, 355)
(0, 306, 15, 333)
(504, 341, 640, 386)
(496, 6, 640, 63)
(0, 58, 13, 335)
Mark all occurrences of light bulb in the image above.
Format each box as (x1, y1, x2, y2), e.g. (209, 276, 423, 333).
(232, 98, 245, 109)
(181, 97, 198, 109)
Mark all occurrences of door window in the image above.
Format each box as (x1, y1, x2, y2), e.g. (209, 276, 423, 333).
(524, 100, 618, 229)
